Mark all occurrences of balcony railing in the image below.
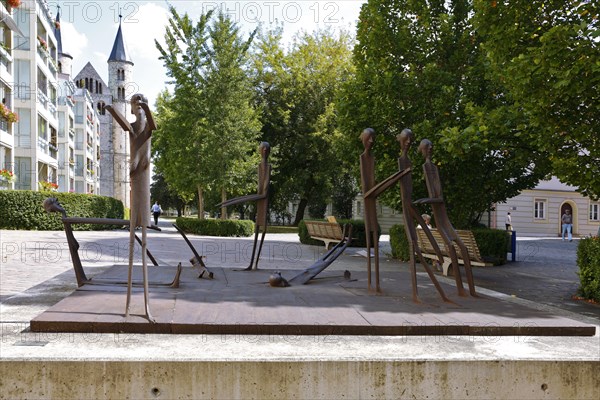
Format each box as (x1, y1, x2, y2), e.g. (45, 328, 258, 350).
(0, 119, 8, 133)
(38, 136, 49, 155)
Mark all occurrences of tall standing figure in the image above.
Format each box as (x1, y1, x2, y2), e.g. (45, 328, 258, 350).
(359, 128, 410, 293)
(219, 142, 271, 270)
(397, 129, 449, 303)
(415, 139, 477, 297)
(106, 94, 156, 321)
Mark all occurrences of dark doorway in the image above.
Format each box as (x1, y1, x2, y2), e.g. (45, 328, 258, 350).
(560, 203, 573, 236)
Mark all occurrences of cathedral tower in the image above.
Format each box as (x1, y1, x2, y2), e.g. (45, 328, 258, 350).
(107, 16, 134, 208)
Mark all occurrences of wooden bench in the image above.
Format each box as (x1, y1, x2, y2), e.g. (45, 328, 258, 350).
(416, 228, 493, 276)
(305, 220, 344, 249)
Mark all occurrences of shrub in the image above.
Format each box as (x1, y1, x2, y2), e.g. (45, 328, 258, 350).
(577, 236, 600, 302)
(389, 224, 410, 261)
(471, 228, 510, 265)
(389, 225, 509, 265)
(0, 190, 124, 230)
(175, 217, 254, 237)
(298, 219, 379, 248)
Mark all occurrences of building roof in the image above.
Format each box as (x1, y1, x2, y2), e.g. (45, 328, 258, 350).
(107, 21, 133, 65)
(54, 9, 72, 59)
(534, 176, 578, 192)
(74, 62, 109, 89)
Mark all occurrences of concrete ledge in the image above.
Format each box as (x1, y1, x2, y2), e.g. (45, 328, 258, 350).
(1, 359, 599, 399)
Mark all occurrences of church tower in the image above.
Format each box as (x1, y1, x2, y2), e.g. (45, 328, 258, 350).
(54, 9, 73, 76)
(107, 16, 134, 208)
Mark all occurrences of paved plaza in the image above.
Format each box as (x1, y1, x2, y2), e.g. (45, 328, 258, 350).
(1, 219, 599, 399)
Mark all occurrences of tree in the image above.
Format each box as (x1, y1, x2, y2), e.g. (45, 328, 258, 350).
(473, 0, 600, 199)
(150, 172, 192, 217)
(253, 29, 355, 225)
(154, 8, 260, 218)
(339, 0, 551, 227)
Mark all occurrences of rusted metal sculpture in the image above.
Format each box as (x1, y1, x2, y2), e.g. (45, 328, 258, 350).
(288, 224, 353, 285)
(414, 139, 477, 297)
(359, 128, 410, 293)
(106, 93, 156, 321)
(396, 129, 449, 303)
(173, 224, 213, 279)
(218, 142, 271, 271)
(43, 197, 181, 288)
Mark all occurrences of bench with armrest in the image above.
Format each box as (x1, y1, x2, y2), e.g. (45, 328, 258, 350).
(416, 228, 493, 275)
(305, 219, 344, 249)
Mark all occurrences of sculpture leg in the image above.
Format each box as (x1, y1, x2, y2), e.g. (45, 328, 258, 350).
(408, 241, 420, 303)
(125, 225, 135, 317)
(414, 246, 451, 303)
(364, 221, 373, 291)
(455, 240, 477, 297)
(373, 232, 381, 293)
(141, 226, 155, 322)
(252, 224, 268, 270)
(243, 224, 260, 271)
(446, 245, 467, 297)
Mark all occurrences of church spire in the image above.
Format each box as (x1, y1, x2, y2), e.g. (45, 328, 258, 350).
(108, 15, 133, 65)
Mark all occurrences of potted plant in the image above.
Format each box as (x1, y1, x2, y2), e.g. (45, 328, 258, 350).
(39, 180, 58, 191)
(0, 168, 16, 183)
(0, 103, 18, 124)
(7, 0, 22, 8)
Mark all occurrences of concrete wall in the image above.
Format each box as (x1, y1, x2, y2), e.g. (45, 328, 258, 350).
(1, 360, 598, 399)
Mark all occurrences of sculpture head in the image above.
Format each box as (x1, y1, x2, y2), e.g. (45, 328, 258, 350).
(360, 128, 375, 151)
(130, 93, 148, 117)
(397, 128, 414, 152)
(259, 142, 270, 159)
(418, 139, 433, 161)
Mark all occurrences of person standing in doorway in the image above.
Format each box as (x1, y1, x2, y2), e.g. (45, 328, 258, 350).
(152, 201, 162, 226)
(562, 209, 573, 242)
(505, 212, 512, 231)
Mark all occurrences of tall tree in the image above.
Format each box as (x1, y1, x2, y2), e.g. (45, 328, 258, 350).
(339, 0, 551, 227)
(154, 8, 260, 218)
(253, 29, 355, 225)
(473, 0, 600, 199)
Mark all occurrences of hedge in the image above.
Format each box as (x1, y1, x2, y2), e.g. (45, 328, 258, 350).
(577, 236, 600, 302)
(298, 219, 379, 248)
(389, 224, 509, 265)
(0, 190, 124, 230)
(175, 217, 254, 237)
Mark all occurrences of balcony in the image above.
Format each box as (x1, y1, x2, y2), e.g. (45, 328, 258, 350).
(0, 44, 12, 73)
(37, 136, 48, 155)
(69, 129, 75, 142)
(0, 118, 8, 133)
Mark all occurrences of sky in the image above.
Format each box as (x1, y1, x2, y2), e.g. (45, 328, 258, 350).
(51, 0, 366, 108)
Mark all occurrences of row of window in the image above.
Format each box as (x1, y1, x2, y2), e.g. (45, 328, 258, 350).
(534, 199, 600, 221)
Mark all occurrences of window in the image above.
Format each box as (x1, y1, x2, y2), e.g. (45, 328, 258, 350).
(534, 199, 546, 220)
(97, 101, 105, 115)
(590, 203, 599, 221)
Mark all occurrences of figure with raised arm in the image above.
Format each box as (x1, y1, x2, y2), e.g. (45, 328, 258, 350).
(414, 139, 477, 297)
(105, 94, 157, 321)
(396, 129, 449, 303)
(219, 142, 271, 270)
(359, 128, 410, 293)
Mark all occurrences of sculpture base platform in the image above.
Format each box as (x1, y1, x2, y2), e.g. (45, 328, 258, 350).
(30, 265, 596, 336)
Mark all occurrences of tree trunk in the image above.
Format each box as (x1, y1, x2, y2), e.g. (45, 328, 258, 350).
(221, 188, 227, 220)
(292, 198, 308, 226)
(198, 186, 204, 219)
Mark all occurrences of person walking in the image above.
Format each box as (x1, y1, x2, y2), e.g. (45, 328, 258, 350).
(561, 209, 573, 241)
(151, 201, 162, 226)
(505, 212, 512, 231)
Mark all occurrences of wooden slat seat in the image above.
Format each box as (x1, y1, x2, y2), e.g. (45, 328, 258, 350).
(305, 220, 344, 249)
(416, 229, 492, 275)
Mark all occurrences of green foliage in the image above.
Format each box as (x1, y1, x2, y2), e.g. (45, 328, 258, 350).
(389, 224, 410, 261)
(0, 191, 124, 230)
(473, 0, 600, 199)
(253, 29, 355, 224)
(266, 225, 298, 234)
(577, 236, 600, 302)
(175, 217, 254, 237)
(298, 219, 378, 248)
(471, 228, 510, 266)
(339, 0, 551, 228)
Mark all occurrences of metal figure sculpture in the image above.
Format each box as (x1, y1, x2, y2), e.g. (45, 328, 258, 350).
(396, 129, 449, 303)
(218, 142, 271, 271)
(414, 139, 477, 297)
(359, 128, 410, 293)
(106, 93, 156, 321)
(173, 224, 213, 279)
